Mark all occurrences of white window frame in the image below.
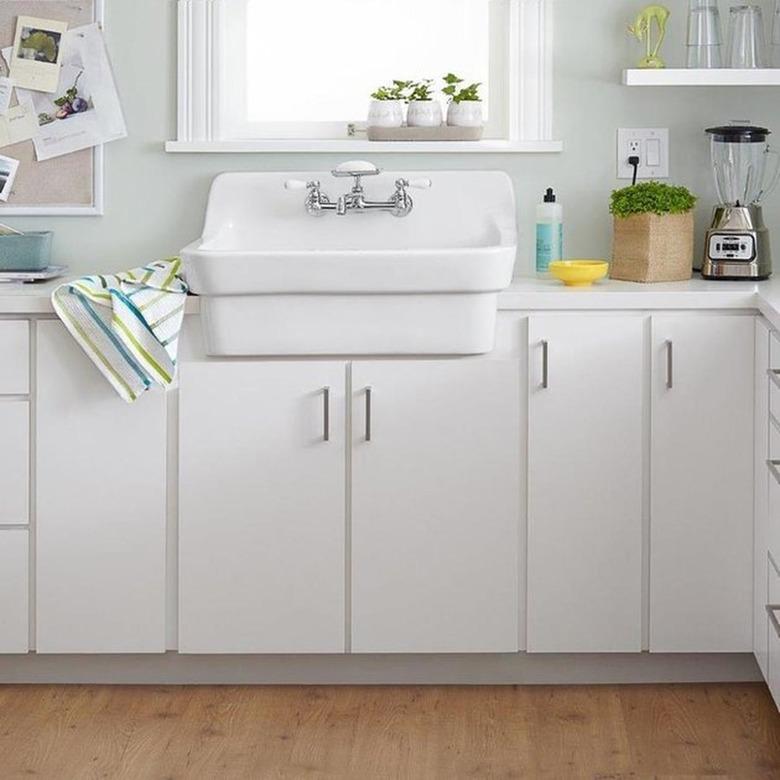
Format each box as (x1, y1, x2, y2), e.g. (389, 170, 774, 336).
(167, 0, 560, 154)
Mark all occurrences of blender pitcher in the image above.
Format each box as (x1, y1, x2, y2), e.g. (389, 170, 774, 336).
(708, 124, 780, 206)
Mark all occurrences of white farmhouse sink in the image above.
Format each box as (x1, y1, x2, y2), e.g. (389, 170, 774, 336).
(182, 170, 517, 356)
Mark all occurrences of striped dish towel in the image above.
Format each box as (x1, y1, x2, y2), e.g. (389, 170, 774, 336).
(51, 258, 189, 403)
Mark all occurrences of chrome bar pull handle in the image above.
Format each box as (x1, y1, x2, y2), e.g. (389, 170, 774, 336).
(767, 604, 780, 639)
(365, 386, 373, 442)
(768, 459, 780, 486)
(322, 387, 330, 442)
(665, 340, 674, 389)
(541, 340, 549, 389)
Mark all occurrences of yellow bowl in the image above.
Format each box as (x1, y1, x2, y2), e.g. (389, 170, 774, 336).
(549, 260, 609, 287)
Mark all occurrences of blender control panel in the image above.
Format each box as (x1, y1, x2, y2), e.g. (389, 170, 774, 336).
(708, 234, 756, 261)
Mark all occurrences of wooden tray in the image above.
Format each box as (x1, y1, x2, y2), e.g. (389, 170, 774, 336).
(367, 125, 484, 142)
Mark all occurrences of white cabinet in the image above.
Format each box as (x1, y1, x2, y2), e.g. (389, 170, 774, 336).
(36, 322, 167, 653)
(179, 358, 521, 655)
(179, 362, 347, 654)
(351, 361, 521, 653)
(0, 529, 28, 653)
(527, 316, 644, 653)
(650, 315, 754, 653)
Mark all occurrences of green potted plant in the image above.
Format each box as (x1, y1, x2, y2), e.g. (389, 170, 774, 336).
(610, 182, 697, 283)
(442, 73, 482, 128)
(406, 79, 442, 128)
(368, 80, 411, 128)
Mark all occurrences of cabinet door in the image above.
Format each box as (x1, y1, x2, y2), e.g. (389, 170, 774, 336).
(36, 322, 167, 653)
(179, 362, 346, 654)
(650, 315, 754, 652)
(755, 318, 771, 678)
(351, 360, 521, 654)
(527, 315, 644, 653)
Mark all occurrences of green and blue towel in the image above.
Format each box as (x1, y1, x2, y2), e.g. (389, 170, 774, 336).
(51, 258, 188, 403)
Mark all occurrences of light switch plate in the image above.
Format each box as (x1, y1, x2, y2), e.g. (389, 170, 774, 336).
(617, 128, 670, 180)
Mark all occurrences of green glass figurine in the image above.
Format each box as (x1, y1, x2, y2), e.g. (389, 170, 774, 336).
(628, 5, 671, 69)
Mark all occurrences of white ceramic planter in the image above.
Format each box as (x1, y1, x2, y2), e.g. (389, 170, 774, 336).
(367, 99, 404, 128)
(406, 100, 443, 128)
(447, 100, 483, 128)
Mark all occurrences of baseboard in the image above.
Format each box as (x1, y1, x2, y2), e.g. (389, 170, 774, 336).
(0, 652, 762, 685)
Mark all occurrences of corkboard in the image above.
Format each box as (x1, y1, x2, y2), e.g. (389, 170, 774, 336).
(0, 0, 99, 213)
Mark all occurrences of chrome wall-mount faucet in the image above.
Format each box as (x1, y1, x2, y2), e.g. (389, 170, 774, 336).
(285, 160, 432, 218)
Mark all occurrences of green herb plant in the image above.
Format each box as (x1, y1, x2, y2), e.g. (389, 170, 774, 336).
(610, 182, 697, 218)
(407, 79, 434, 102)
(371, 80, 413, 101)
(442, 73, 482, 103)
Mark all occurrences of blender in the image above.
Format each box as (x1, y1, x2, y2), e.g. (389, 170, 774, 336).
(703, 124, 780, 280)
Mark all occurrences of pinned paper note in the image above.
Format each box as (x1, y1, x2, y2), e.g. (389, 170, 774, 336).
(0, 99, 39, 149)
(10, 16, 68, 93)
(0, 78, 13, 116)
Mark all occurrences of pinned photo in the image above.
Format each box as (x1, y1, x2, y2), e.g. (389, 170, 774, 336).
(10, 16, 68, 93)
(0, 155, 21, 202)
(17, 26, 62, 63)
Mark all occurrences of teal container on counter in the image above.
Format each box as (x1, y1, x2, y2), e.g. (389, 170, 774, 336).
(0, 231, 52, 271)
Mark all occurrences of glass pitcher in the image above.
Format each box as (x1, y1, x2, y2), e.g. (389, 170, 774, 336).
(707, 125, 780, 206)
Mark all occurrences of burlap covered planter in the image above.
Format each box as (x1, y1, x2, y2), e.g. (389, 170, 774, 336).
(610, 211, 694, 283)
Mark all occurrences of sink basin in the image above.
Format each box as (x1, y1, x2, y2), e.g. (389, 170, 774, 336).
(182, 170, 517, 356)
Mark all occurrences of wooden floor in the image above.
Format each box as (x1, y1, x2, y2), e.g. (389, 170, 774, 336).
(0, 684, 778, 779)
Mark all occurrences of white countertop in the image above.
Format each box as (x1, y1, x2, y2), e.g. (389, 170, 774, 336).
(4, 275, 780, 330)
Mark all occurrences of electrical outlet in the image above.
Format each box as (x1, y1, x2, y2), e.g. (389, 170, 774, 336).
(617, 128, 669, 180)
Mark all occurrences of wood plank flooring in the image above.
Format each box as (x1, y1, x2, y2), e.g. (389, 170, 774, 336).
(0, 683, 777, 779)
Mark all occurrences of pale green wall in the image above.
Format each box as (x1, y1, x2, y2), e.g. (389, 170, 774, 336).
(8, 0, 780, 275)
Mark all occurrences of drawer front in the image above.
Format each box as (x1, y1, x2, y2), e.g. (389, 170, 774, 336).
(769, 462, 780, 566)
(0, 529, 28, 653)
(771, 329, 780, 370)
(0, 401, 28, 526)
(768, 557, 780, 710)
(771, 370, 780, 422)
(0, 321, 29, 395)
(771, 413, 780, 461)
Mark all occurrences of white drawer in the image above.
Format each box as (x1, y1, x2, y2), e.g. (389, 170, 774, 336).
(0, 321, 28, 395)
(771, 413, 780, 461)
(0, 529, 28, 653)
(771, 329, 780, 369)
(767, 556, 780, 711)
(0, 401, 28, 525)
(771, 370, 780, 422)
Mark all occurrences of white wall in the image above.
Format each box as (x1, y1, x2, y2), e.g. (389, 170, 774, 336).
(7, 0, 780, 276)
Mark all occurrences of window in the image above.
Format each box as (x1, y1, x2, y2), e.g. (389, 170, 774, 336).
(170, 0, 557, 152)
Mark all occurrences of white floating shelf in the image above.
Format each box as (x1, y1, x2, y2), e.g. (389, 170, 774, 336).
(165, 139, 564, 154)
(623, 68, 780, 86)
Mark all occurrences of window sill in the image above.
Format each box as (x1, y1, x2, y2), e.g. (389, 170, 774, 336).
(164, 139, 564, 154)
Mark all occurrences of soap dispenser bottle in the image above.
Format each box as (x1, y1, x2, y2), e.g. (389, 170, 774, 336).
(536, 188, 563, 275)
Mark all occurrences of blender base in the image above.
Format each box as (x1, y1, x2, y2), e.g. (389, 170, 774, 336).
(702, 205, 772, 281)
